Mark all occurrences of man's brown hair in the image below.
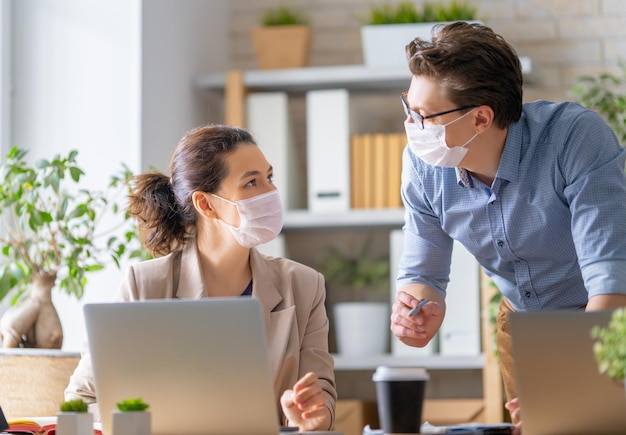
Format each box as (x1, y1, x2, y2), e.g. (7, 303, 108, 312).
(406, 22, 523, 128)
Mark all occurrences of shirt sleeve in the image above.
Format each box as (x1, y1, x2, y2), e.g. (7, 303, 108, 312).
(560, 108, 626, 298)
(396, 147, 453, 296)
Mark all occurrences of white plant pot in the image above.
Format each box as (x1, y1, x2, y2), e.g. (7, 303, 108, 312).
(361, 21, 481, 68)
(112, 411, 152, 435)
(56, 412, 93, 435)
(333, 302, 389, 356)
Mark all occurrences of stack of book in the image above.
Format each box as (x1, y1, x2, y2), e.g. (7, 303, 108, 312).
(350, 133, 406, 209)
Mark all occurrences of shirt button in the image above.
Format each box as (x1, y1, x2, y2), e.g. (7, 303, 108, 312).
(524, 291, 532, 298)
(497, 240, 504, 247)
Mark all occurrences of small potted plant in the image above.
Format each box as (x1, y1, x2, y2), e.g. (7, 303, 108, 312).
(112, 398, 151, 435)
(57, 399, 92, 435)
(360, 1, 479, 67)
(319, 239, 391, 356)
(591, 307, 626, 396)
(251, 6, 311, 70)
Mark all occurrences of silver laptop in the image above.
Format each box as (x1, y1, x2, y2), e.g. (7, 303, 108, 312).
(84, 298, 282, 435)
(510, 310, 626, 435)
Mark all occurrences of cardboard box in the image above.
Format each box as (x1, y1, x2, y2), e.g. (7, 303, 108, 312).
(423, 398, 485, 426)
(334, 400, 378, 435)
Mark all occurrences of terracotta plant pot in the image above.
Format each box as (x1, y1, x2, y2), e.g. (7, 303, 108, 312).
(251, 25, 311, 70)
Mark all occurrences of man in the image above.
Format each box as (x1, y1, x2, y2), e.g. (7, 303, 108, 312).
(390, 21, 626, 427)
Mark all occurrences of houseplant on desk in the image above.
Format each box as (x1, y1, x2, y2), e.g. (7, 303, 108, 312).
(591, 307, 626, 396)
(319, 239, 390, 356)
(360, 0, 479, 67)
(113, 398, 151, 435)
(0, 147, 147, 348)
(57, 399, 93, 435)
(251, 6, 311, 70)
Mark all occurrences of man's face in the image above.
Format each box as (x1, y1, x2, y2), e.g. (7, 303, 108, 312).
(406, 75, 476, 148)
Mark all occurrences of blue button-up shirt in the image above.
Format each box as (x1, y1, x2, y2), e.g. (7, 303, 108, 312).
(397, 100, 626, 311)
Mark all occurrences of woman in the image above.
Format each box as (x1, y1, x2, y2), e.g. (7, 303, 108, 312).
(65, 124, 337, 431)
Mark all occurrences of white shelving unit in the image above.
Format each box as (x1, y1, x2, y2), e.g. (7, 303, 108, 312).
(333, 353, 484, 371)
(284, 208, 405, 230)
(196, 64, 412, 93)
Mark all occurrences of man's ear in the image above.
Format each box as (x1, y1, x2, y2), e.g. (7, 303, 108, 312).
(191, 191, 216, 217)
(473, 105, 495, 134)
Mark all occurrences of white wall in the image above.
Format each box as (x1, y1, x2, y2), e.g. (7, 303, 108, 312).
(141, 0, 230, 172)
(8, 0, 230, 351)
(0, 0, 11, 155)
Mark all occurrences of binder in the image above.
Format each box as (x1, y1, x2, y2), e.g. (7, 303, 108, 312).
(246, 92, 302, 210)
(372, 133, 388, 208)
(306, 89, 350, 212)
(350, 135, 365, 209)
(439, 240, 481, 356)
(387, 134, 405, 208)
(361, 134, 374, 209)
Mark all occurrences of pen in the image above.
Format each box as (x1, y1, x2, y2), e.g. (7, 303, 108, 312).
(408, 298, 429, 317)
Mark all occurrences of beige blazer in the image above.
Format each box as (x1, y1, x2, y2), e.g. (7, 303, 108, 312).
(65, 238, 337, 427)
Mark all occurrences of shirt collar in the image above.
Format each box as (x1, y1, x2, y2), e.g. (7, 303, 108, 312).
(496, 116, 527, 183)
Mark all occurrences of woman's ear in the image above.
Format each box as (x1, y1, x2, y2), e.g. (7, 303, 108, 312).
(191, 191, 216, 217)
(473, 105, 495, 134)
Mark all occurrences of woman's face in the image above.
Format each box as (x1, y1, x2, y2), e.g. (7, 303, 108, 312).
(211, 143, 276, 226)
(216, 143, 276, 201)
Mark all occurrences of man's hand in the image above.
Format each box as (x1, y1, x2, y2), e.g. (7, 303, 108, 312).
(390, 286, 445, 348)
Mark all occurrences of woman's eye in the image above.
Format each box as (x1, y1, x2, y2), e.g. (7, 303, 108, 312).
(245, 179, 257, 187)
(267, 174, 274, 183)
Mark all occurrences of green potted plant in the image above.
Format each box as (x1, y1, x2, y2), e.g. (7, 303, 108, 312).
(0, 147, 147, 349)
(569, 60, 626, 146)
(591, 307, 626, 395)
(360, 1, 479, 67)
(113, 398, 151, 435)
(57, 399, 92, 435)
(251, 6, 311, 70)
(318, 239, 391, 356)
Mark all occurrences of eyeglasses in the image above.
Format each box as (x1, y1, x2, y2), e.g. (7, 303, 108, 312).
(400, 92, 476, 130)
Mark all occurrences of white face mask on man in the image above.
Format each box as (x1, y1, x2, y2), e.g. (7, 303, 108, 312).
(404, 108, 477, 167)
(211, 190, 284, 248)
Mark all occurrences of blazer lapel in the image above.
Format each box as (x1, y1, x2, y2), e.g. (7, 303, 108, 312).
(250, 250, 296, 384)
(175, 237, 207, 299)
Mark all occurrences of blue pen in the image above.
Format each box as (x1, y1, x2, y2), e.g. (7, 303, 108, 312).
(408, 298, 429, 317)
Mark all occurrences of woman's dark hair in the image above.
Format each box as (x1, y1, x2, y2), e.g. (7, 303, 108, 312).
(127, 124, 256, 256)
(406, 22, 523, 128)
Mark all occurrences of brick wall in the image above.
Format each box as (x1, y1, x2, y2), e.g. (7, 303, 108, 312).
(230, 0, 626, 103)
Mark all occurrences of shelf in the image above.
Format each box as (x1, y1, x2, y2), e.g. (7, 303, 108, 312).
(196, 59, 531, 94)
(283, 208, 405, 230)
(332, 354, 485, 371)
(196, 64, 412, 93)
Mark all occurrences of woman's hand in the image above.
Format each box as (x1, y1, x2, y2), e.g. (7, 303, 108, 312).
(505, 397, 522, 435)
(280, 372, 331, 431)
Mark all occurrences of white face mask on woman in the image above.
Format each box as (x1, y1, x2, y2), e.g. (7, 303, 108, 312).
(212, 190, 284, 248)
(404, 108, 477, 167)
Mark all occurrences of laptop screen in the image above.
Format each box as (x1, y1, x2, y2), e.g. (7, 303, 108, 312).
(84, 298, 280, 435)
(510, 310, 626, 435)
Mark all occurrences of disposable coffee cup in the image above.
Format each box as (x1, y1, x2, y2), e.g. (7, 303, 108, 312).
(373, 366, 429, 434)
